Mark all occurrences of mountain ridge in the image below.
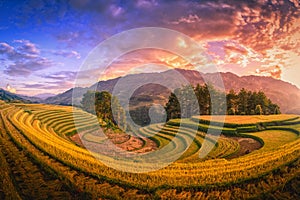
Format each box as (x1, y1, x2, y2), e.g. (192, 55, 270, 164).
(0, 88, 31, 103)
(43, 69, 300, 114)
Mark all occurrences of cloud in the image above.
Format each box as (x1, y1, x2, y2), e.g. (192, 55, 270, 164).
(3, 0, 300, 91)
(0, 43, 14, 54)
(0, 40, 53, 77)
(42, 71, 77, 81)
(55, 31, 80, 43)
(13, 39, 40, 55)
(256, 65, 282, 79)
(135, 0, 157, 8)
(6, 84, 16, 93)
(110, 4, 124, 18)
(52, 50, 81, 59)
(231, 0, 300, 54)
(23, 83, 45, 89)
(23, 80, 74, 91)
(223, 43, 247, 55)
(4, 57, 53, 76)
(171, 14, 201, 25)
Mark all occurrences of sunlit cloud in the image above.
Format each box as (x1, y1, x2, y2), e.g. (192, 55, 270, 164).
(6, 84, 16, 93)
(1, 0, 300, 93)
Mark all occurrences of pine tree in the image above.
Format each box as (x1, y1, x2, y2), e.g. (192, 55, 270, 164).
(274, 106, 281, 114)
(165, 92, 181, 120)
(237, 88, 248, 114)
(227, 89, 237, 113)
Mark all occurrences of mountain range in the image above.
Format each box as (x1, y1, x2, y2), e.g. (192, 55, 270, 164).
(1, 69, 299, 114)
(42, 69, 300, 114)
(0, 88, 44, 103)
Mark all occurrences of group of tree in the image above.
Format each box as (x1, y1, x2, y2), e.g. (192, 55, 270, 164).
(226, 88, 280, 115)
(81, 91, 126, 131)
(81, 86, 281, 128)
(165, 84, 281, 120)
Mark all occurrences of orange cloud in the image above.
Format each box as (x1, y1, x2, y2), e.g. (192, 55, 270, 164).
(256, 65, 282, 79)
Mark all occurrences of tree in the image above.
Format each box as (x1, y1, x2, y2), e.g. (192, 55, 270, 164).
(255, 105, 263, 115)
(165, 85, 281, 119)
(274, 106, 281, 114)
(257, 91, 269, 114)
(177, 85, 199, 118)
(195, 84, 211, 115)
(237, 88, 248, 114)
(95, 91, 113, 121)
(81, 91, 126, 130)
(165, 92, 181, 120)
(227, 89, 237, 113)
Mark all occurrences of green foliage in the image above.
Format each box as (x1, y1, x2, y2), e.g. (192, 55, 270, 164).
(166, 85, 281, 120)
(165, 92, 181, 120)
(81, 91, 126, 131)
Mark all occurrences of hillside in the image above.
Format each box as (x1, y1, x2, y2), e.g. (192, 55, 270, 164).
(0, 88, 31, 103)
(44, 69, 300, 114)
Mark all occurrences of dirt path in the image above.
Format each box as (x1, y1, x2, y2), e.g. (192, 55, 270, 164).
(70, 130, 158, 155)
(226, 136, 263, 159)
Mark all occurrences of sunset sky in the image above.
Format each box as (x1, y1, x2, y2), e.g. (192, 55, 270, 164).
(0, 0, 300, 96)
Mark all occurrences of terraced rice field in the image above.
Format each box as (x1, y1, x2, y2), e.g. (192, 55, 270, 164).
(0, 102, 299, 199)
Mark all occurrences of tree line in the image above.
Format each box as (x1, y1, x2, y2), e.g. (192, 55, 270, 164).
(81, 85, 281, 128)
(165, 84, 280, 120)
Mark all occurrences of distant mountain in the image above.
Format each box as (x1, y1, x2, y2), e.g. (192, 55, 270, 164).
(33, 93, 55, 100)
(44, 87, 89, 105)
(0, 88, 31, 103)
(44, 69, 300, 114)
(177, 69, 300, 114)
(18, 95, 42, 103)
